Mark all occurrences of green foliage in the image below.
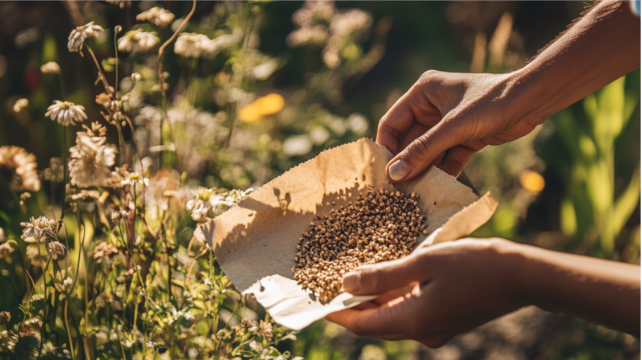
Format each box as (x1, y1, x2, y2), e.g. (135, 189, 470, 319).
(548, 76, 640, 257)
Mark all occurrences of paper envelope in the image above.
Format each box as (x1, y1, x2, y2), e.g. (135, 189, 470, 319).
(195, 138, 498, 330)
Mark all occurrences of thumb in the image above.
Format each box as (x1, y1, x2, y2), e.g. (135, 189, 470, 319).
(386, 122, 460, 182)
(342, 255, 429, 296)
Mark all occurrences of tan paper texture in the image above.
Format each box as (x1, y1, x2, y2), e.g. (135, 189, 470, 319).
(195, 138, 498, 330)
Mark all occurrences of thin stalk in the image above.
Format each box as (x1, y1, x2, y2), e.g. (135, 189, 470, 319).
(38, 254, 53, 357)
(115, 325, 128, 360)
(85, 45, 111, 94)
(225, 5, 256, 148)
(64, 300, 77, 360)
(114, 26, 120, 99)
(61, 128, 67, 221)
(157, 0, 197, 173)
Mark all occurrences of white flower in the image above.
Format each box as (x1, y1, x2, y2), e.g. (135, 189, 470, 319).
(136, 7, 175, 28)
(68, 21, 104, 52)
(45, 100, 87, 126)
(20, 216, 56, 244)
(174, 33, 213, 58)
(68, 132, 116, 188)
(120, 173, 149, 187)
(0, 146, 40, 192)
(174, 30, 242, 58)
(13, 98, 28, 113)
(186, 188, 253, 224)
(292, 1, 335, 27)
(63, 277, 73, 286)
(40, 62, 61, 74)
(118, 29, 158, 53)
(131, 72, 141, 82)
(287, 26, 329, 47)
(252, 59, 279, 80)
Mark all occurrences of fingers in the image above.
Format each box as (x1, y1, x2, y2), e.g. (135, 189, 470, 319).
(342, 255, 430, 296)
(386, 121, 461, 182)
(437, 144, 479, 177)
(324, 293, 421, 336)
(377, 85, 441, 155)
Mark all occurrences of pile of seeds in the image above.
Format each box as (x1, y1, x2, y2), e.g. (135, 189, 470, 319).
(292, 188, 428, 302)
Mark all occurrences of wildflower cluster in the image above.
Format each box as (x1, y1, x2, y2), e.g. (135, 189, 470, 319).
(0, 1, 386, 359)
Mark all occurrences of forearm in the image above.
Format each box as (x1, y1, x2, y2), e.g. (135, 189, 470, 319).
(510, 0, 640, 122)
(508, 242, 640, 335)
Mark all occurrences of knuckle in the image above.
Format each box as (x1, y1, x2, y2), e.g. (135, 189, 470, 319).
(406, 135, 433, 162)
(418, 69, 441, 85)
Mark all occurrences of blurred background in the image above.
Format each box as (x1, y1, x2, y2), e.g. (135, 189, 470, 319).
(0, 1, 638, 359)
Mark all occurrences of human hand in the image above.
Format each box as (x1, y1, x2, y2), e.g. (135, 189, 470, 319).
(325, 238, 526, 348)
(377, 71, 547, 182)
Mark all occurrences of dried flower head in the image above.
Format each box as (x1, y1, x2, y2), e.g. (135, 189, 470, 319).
(105, 0, 131, 9)
(136, 7, 175, 27)
(20, 216, 57, 244)
(68, 21, 104, 52)
(118, 29, 159, 53)
(68, 125, 116, 188)
(0, 146, 40, 192)
(0, 311, 10, 325)
(251, 320, 273, 340)
(70, 190, 101, 201)
(20, 317, 42, 336)
(47, 241, 66, 260)
(0, 243, 14, 259)
(13, 98, 29, 113)
(216, 329, 231, 341)
(43, 157, 64, 182)
(131, 72, 141, 82)
(40, 61, 61, 74)
(45, 100, 87, 126)
(93, 242, 119, 259)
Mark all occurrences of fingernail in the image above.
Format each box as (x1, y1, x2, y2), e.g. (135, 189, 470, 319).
(343, 271, 361, 293)
(388, 159, 409, 181)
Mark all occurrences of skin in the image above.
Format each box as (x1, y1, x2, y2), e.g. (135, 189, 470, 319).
(326, 0, 641, 347)
(377, 0, 640, 181)
(326, 239, 640, 348)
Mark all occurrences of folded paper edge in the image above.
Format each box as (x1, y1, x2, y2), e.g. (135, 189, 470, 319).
(431, 192, 498, 245)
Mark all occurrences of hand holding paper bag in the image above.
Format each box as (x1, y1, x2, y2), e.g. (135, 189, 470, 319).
(195, 138, 498, 330)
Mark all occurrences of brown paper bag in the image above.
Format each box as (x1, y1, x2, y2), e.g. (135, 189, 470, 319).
(195, 138, 497, 330)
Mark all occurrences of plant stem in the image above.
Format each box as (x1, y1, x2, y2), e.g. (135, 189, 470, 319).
(114, 27, 120, 99)
(85, 45, 111, 94)
(64, 300, 77, 360)
(157, 0, 197, 173)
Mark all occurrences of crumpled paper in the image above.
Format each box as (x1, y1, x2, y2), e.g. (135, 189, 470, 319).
(195, 138, 498, 330)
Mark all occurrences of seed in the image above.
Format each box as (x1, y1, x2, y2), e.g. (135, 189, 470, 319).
(294, 188, 428, 303)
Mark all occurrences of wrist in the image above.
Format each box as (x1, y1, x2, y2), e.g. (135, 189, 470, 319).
(487, 238, 535, 307)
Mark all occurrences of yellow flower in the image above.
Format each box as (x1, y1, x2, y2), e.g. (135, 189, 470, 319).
(238, 93, 285, 122)
(519, 170, 545, 194)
